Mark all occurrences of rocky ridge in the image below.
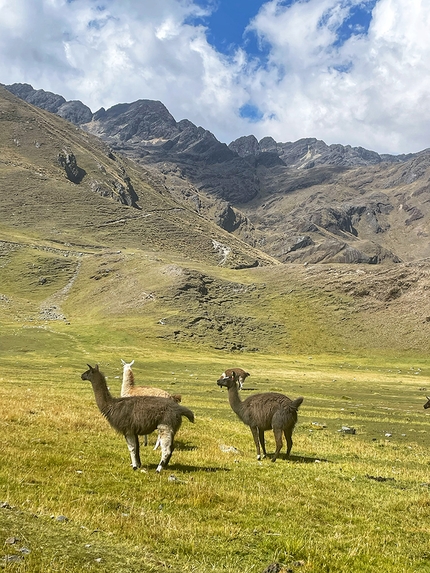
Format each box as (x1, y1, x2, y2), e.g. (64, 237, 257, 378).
(5, 82, 430, 265)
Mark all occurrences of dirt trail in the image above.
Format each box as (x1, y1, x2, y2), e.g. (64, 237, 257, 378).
(39, 259, 82, 321)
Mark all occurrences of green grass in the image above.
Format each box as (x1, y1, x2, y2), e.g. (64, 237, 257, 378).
(1, 325, 430, 572)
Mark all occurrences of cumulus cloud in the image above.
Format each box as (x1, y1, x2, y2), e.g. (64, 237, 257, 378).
(0, 0, 429, 154)
(245, 0, 430, 153)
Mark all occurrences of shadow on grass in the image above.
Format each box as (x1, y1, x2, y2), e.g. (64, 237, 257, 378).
(171, 441, 197, 451)
(146, 463, 231, 473)
(286, 454, 329, 463)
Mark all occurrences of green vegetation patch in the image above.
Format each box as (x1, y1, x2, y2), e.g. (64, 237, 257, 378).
(1, 343, 430, 573)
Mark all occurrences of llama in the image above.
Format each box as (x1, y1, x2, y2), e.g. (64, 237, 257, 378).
(217, 370, 303, 462)
(121, 359, 182, 448)
(81, 364, 194, 472)
(218, 368, 250, 390)
(424, 396, 430, 409)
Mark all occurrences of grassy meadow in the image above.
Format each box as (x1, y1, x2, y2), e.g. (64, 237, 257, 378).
(0, 242, 429, 572)
(1, 318, 430, 572)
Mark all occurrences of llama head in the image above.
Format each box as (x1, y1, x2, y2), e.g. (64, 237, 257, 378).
(217, 371, 238, 390)
(81, 363, 99, 380)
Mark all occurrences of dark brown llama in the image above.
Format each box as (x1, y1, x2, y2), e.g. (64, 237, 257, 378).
(218, 368, 250, 390)
(217, 370, 303, 462)
(81, 364, 194, 472)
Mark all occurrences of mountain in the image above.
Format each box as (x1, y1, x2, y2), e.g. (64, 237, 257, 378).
(0, 84, 270, 270)
(2, 83, 430, 355)
(6, 82, 430, 267)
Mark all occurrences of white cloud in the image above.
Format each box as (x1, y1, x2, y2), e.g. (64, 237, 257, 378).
(244, 0, 430, 153)
(0, 0, 430, 154)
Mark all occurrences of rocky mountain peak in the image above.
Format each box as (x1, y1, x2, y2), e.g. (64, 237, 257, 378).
(4, 82, 92, 124)
(5, 81, 430, 265)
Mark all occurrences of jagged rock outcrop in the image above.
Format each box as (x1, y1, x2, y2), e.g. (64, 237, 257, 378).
(4, 83, 92, 123)
(229, 135, 400, 168)
(6, 83, 66, 113)
(83, 99, 260, 204)
(57, 149, 85, 183)
(89, 169, 139, 206)
(216, 203, 253, 234)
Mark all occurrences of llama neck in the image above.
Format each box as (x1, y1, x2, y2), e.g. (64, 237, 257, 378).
(227, 384, 244, 419)
(121, 367, 135, 394)
(90, 373, 114, 413)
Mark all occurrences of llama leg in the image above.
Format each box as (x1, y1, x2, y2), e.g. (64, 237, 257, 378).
(284, 431, 293, 458)
(125, 434, 141, 470)
(258, 428, 267, 458)
(156, 424, 174, 473)
(153, 435, 160, 450)
(144, 434, 148, 447)
(250, 426, 262, 460)
(272, 428, 283, 462)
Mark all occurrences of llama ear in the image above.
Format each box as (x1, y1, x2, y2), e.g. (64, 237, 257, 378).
(427, 396, 430, 400)
(87, 363, 92, 369)
(95, 364, 99, 370)
(130, 360, 135, 366)
(121, 359, 126, 365)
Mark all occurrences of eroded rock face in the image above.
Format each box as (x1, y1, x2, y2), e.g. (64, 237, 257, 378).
(57, 150, 85, 183)
(229, 135, 396, 168)
(6, 83, 66, 113)
(84, 100, 259, 204)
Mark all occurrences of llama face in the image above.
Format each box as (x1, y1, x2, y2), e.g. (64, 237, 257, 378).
(217, 372, 236, 389)
(81, 364, 99, 380)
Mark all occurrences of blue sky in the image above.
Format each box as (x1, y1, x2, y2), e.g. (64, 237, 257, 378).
(193, 1, 376, 55)
(0, 0, 429, 154)
(192, 0, 272, 57)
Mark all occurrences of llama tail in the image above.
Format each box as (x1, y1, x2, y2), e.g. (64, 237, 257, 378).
(291, 397, 304, 409)
(179, 406, 195, 423)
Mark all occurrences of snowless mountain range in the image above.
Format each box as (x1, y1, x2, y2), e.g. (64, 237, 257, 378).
(4, 82, 430, 265)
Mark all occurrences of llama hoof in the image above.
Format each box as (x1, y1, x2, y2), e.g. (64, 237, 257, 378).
(271, 458, 277, 463)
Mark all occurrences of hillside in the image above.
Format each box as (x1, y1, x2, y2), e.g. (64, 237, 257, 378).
(0, 85, 271, 268)
(1, 84, 430, 356)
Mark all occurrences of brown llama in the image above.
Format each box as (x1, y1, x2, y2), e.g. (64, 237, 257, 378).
(217, 370, 303, 462)
(424, 396, 430, 409)
(121, 359, 181, 448)
(81, 364, 194, 472)
(218, 368, 250, 390)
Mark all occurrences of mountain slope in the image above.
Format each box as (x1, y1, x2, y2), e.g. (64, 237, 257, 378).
(6, 82, 430, 266)
(0, 85, 271, 269)
(2, 83, 430, 356)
